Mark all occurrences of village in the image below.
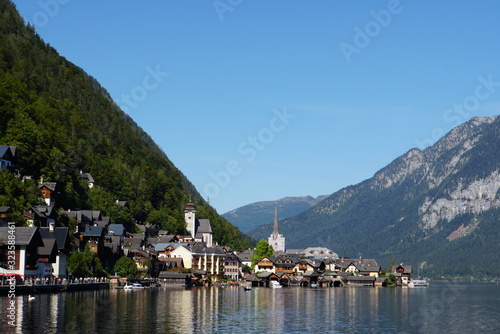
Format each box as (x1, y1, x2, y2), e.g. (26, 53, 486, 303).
(0, 145, 414, 291)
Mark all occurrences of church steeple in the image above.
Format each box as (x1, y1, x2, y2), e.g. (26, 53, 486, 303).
(273, 201, 279, 238)
(268, 201, 285, 252)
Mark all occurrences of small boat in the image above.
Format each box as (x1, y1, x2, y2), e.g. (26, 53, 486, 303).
(124, 283, 145, 290)
(310, 283, 318, 288)
(408, 279, 429, 287)
(270, 281, 282, 289)
(28, 295, 35, 301)
(244, 286, 252, 291)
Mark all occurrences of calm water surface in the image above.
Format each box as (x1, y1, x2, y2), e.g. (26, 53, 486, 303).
(1, 282, 499, 333)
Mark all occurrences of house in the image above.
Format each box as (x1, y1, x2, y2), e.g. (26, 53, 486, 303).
(79, 171, 95, 188)
(158, 271, 194, 285)
(300, 246, 339, 260)
(170, 245, 194, 269)
(274, 255, 299, 275)
(75, 225, 105, 255)
(347, 275, 376, 287)
(335, 258, 381, 277)
(37, 238, 58, 278)
(39, 225, 70, 278)
(254, 256, 276, 273)
(224, 254, 242, 280)
(0, 227, 44, 278)
(389, 264, 412, 285)
(24, 205, 57, 228)
(236, 249, 253, 269)
(38, 181, 57, 206)
(0, 145, 16, 170)
(190, 245, 226, 276)
(0, 206, 12, 224)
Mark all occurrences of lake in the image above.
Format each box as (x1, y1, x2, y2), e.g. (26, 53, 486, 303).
(1, 282, 499, 333)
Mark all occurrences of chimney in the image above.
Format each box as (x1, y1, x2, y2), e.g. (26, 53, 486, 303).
(49, 222, 55, 232)
(40, 176, 44, 184)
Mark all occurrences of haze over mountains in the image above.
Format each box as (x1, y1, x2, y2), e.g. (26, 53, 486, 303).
(222, 195, 328, 233)
(248, 116, 500, 278)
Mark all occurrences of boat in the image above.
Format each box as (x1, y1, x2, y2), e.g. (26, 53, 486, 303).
(124, 283, 145, 290)
(244, 286, 252, 291)
(270, 281, 282, 289)
(408, 279, 429, 287)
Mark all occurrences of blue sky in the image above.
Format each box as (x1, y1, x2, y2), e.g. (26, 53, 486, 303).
(12, 0, 500, 214)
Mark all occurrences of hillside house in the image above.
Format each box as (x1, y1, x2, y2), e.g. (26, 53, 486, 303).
(0, 145, 16, 171)
(24, 205, 57, 228)
(38, 181, 57, 206)
(0, 227, 44, 277)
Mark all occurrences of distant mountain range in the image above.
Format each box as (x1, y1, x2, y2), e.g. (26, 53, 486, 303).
(222, 195, 328, 233)
(248, 116, 500, 278)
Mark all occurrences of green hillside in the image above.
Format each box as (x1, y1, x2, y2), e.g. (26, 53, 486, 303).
(0, 0, 253, 251)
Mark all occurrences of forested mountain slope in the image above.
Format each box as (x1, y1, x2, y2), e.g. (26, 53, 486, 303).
(250, 116, 500, 278)
(0, 0, 253, 250)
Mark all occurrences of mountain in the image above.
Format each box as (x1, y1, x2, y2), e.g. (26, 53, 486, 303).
(249, 116, 500, 278)
(222, 195, 328, 233)
(0, 0, 253, 251)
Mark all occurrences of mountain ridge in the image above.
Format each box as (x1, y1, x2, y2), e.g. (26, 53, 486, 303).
(249, 115, 500, 277)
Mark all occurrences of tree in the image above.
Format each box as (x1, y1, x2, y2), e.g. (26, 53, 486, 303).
(113, 256, 138, 277)
(251, 239, 274, 267)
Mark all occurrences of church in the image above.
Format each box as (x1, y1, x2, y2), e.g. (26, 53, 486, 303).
(268, 202, 286, 252)
(184, 202, 213, 247)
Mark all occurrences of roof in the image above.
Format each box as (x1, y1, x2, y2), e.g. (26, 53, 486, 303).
(190, 245, 226, 255)
(237, 249, 253, 262)
(195, 219, 212, 236)
(158, 271, 192, 279)
(38, 238, 57, 256)
(39, 227, 69, 251)
(0, 206, 12, 214)
(347, 276, 376, 281)
(108, 224, 125, 236)
(38, 182, 57, 191)
(0, 146, 15, 159)
(80, 226, 104, 237)
(29, 205, 56, 218)
(301, 246, 339, 259)
(80, 172, 95, 183)
(0, 227, 44, 246)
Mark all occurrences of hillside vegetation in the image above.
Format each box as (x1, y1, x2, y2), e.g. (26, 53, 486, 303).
(0, 0, 253, 251)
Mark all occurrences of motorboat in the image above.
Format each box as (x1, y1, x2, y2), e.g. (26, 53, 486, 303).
(270, 281, 282, 289)
(124, 283, 145, 290)
(408, 279, 429, 287)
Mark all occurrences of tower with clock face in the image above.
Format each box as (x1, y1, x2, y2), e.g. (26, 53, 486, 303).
(184, 202, 196, 238)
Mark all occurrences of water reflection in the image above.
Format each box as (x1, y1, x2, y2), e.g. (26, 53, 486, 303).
(0, 283, 499, 333)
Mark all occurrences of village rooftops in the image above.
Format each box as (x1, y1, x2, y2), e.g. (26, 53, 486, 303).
(0, 227, 44, 246)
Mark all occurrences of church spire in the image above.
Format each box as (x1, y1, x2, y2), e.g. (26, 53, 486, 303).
(273, 201, 279, 237)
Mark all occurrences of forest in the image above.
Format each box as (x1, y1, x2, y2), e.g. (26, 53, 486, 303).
(0, 0, 254, 251)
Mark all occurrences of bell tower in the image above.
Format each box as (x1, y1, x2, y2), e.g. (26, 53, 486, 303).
(184, 202, 196, 238)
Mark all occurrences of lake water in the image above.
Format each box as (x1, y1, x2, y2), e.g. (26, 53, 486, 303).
(1, 282, 499, 333)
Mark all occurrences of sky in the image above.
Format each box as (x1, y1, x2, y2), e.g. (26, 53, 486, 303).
(11, 0, 500, 214)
